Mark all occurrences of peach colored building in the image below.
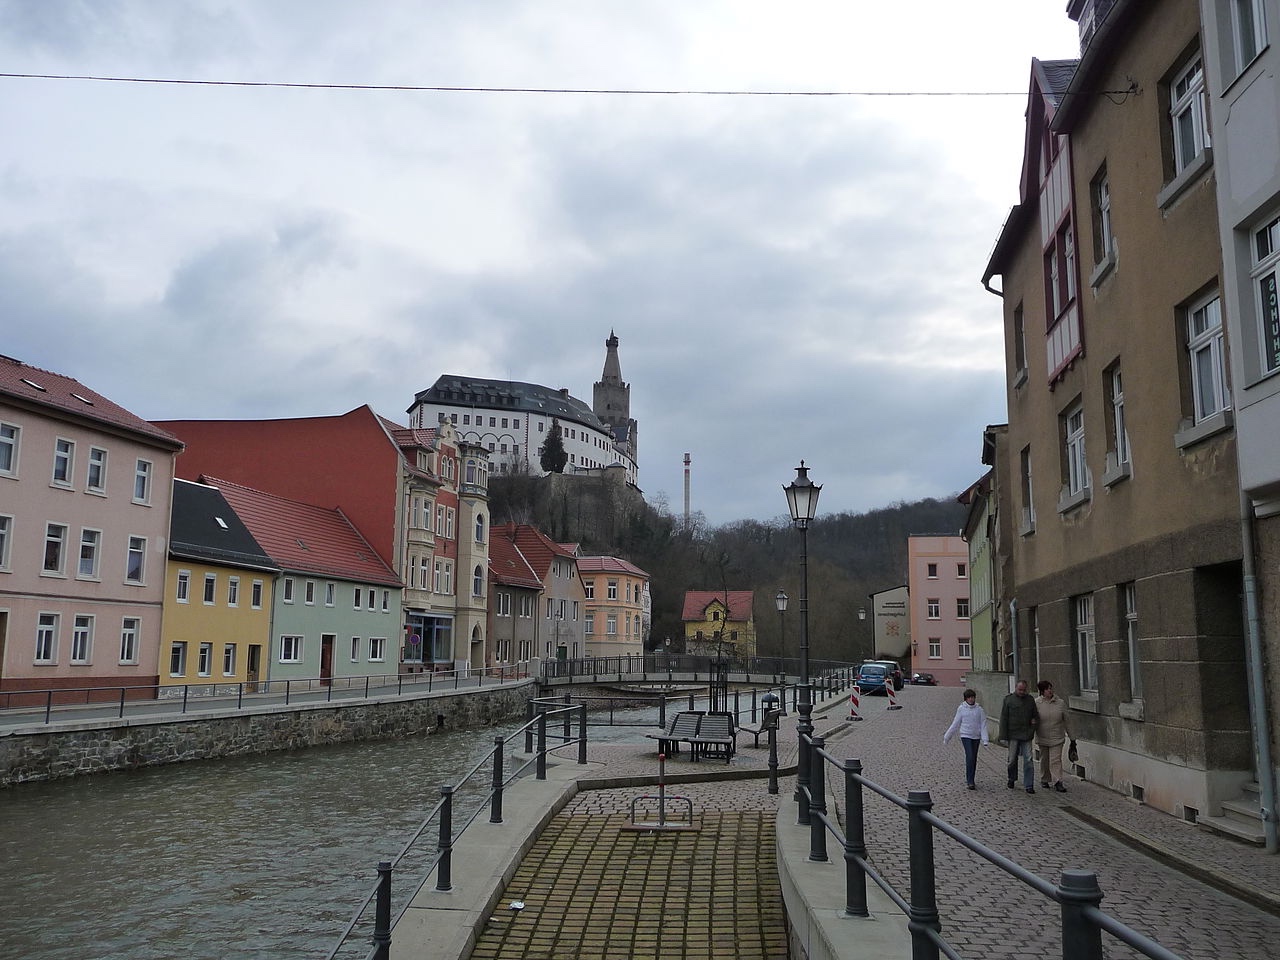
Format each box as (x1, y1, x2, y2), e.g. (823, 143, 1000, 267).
(907, 535, 972, 687)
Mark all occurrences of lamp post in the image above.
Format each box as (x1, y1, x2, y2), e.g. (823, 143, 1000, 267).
(784, 460, 821, 822)
(858, 606, 868, 664)
(775, 590, 788, 675)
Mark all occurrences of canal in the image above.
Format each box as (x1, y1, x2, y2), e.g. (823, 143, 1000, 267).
(0, 711, 654, 960)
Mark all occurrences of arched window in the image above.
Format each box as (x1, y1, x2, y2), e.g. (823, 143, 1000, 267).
(475, 513, 486, 543)
(473, 565, 484, 597)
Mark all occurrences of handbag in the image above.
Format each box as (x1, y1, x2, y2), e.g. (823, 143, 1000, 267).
(1067, 740, 1079, 764)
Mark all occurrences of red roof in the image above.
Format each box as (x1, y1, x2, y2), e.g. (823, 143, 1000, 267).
(577, 555, 649, 579)
(488, 528, 543, 589)
(201, 475, 400, 586)
(0, 354, 182, 449)
(495, 523, 576, 581)
(682, 591, 754, 623)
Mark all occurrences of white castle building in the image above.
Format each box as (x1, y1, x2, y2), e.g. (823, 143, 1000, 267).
(407, 333, 638, 486)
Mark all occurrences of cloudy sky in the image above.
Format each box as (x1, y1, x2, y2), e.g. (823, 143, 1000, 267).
(1, 2, 1080, 526)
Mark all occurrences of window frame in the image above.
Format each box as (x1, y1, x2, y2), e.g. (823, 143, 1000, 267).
(1170, 56, 1209, 175)
(77, 527, 102, 580)
(1232, 0, 1268, 75)
(133, 459, 153, 505)
(71, 614, 94, 664)
(43, 522, 68, 576)
(125, 536, 147, 584)
(369, 637, 386, 662)
(1123, 581, 1142, 700)
(1063, 403, 1089, 498)
(1251, 212, 1280, 378)
(177, 569, 191, 603)
(0, 514, 10, 571)
(223, 643, 237, 676)
(926, 598, 940, 620)
(0, 421, 19, 478)
(279, 635, 304, 663)
(1187, 292, 1230, 424)
(203, 572, 217, 605)
(52, 437, 74, 487)
(86, 446, 108, 494)
(1074, 594, 1098, 693)
(197, 642, 214, 677)
(169, 641, 187, 677)
(119, 617, 140, 664)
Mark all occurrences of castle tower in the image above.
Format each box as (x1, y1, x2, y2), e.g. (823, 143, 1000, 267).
(593, 331, 638, 463)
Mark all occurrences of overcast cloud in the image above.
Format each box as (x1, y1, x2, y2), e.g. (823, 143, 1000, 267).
(0, 1, 1079, 525)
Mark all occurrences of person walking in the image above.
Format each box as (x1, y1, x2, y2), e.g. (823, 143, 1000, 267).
(1035, 680, 1072, 792)
(999, 680, 1039, 793)
(943, 688, 989, 789)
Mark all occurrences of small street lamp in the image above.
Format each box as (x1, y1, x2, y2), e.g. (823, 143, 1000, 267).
(775, 590, 788, 670)
(784, 460, 821, 821)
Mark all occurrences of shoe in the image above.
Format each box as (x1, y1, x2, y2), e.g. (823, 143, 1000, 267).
(1007, 780, 1015, 789)
(967, 783, 976, 790)
(1041, 781, 1050, 788)
(1054, 782, 1068, 793)
(1026, 787, 1035, 794)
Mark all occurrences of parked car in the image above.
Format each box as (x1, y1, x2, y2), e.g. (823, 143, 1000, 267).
(871, 659, 905, 690)
(910, 672, 938, 686)
(855, 662, 891, 694)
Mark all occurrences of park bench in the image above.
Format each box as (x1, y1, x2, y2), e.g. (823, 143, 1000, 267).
(689, 712, 736, 762)
(645, 710, 703, 756)
(737, 708, 783, 748)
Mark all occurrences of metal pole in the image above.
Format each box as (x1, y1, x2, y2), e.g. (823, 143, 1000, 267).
(490, 736, 505, 823)
(796, 520, 813, 823)
(767, 722, 779, 795)
(372, 860, 392, 960)
(578, 704, 588, 765)
(118, 687, 126, 719)
(844, 759, 868, 917)
(906, 790, 941, 960)
(536, 709, 547, 780)
(436, 785, 454, 892)
(524, 699, 535, 754)
(809, 735, 828, 862)
(1058, 870, 1104, 960)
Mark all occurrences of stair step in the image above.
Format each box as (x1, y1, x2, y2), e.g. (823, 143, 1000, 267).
(1241, 780, 1262, 798)
(1200, 814, 1266, 846)
(1221, 795, 1263, 820)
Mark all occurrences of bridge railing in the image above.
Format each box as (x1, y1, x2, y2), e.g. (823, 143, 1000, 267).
(798, 735, 1184, 960)
(325, 699, 588, 960)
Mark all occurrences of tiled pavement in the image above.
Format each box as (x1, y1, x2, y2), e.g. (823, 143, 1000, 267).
(465, 686, 1280, 960)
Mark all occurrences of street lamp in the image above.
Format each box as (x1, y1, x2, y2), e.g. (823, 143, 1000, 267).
(784, 460, 821, 820)
(775, 590, 788, 667)
(858, 606, 867, 663)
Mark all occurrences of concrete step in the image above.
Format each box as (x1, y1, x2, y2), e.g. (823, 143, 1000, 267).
(1200, 785, 1266, 845)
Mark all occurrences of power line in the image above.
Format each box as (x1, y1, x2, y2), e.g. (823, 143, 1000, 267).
(0, 71, 1090, 97)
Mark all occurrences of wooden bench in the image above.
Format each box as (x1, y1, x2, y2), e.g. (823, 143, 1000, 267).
(738, 708, 783, 748)
(689, 712, 736, 762)
(645, 711, 703, 756)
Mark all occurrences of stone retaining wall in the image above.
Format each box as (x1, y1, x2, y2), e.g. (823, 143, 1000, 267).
(0, 680, 536, 787)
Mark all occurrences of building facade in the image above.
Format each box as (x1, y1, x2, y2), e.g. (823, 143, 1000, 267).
(906, 536, 972, 687)
(495, 523, 586, 661)
(982, 0, 1252, 822)
(578, 556, 649, 657)
(681, 591, 757, 660)
(0, 356, 183, 697)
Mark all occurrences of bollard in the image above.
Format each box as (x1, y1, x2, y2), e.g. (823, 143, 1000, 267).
(767, 721, 779, 795)
(849, 684, 863, 721)
(886, 682, 903, 711)
(1058, 870, 1105, 960)
(658, 753, 668, 827)
(808, 735, 829, 863)
(436, 784, 454, 891)
(906, 790, 941, 960)
(490, 736, 505, 824)
(578, 704, 588, 765)
(844, 759, 868, 917)
(372, 860, 392, 960)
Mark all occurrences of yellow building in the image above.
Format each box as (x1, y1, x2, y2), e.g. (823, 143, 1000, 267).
(161, 480, 278, 690)
(682, 591, 756, 659)
(578, 555, 649, 657)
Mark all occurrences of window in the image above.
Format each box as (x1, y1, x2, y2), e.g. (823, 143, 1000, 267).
(0, 514, 9, 571)
(382, 590, 389, 612)
(170, 641, 187, 676)
(228, 576, 240, 607)
(1063, 403, 1089, 497)
(607, 580, 618, 600)
(1019, 445, 1035, 534)
(52, 438, 74, 485)
(957, 562, 967, 579)
(1187, 293, 1230, 423)
(606, 614, 618, 635)
(1044, 219, 1076, 320)
(1251, 213, 1280, 376)
(36, 613, 59, 663)
(78, 528, 101, 579)
(1106, 365, 1130, 468)
(475, 514, 485, 542)
(251, 580, 264, 609)
(557, 599, 566, 620)
(497, 591, 511, 617)
(572, 600, 579, 621)
(284, 578, 296, 603)
(198, 642, 213, 677)
(71, 615, 93, 664)
(927, 563, 938, 579)
(546, 598, 553, 619)
(86, 447, 107, 493)
(203, 573, 216, 604)
(1233, 0, 1267, 73)
(305, 581, 316, 605)
(370, 637, 386, 662)
(1090, 167, 1113, 264)
(280, 635, 303, 663)
(926, 599, 940, 619)
(435, 504, 445, 535)
(473, 566, 484, 597)
(43, 523, 67, 574)
(520, 595, 533, 618)
(126, 536, 146, 584)
(0, 421, 18, 476)
(177, 570, 191, 602)
(223, 643, 236, 676)
(957, 598, 970, 619)
(133, 459, 152, 504)
(325, 582, 335, 606)
(446, 508, 455, 539)
(1075, 594, 1098, 693)
(958, 638, 971, 659)
(928, 638, 941, 659)
(350, 637, 361, 662)
(1171, 57, 1209, 174)
(119, 617, 140, 664)
(367, 588, 375, 611)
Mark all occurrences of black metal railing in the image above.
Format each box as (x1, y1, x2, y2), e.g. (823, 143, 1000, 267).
(324, 699, 589, 960)
(540, 653, 859, 684)
(0, 664, 532, 724)
(798, 736, 1184, 960)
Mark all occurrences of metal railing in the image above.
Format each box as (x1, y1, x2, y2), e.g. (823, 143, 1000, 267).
(540, 652, 859, 683)
(324, 699, 588, 960)
(798, 736, 1184, 960)
(0, 664, 532, 725)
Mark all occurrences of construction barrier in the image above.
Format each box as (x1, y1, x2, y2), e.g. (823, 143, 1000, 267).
(849, 684, 863, 721)
(886, 682, 903, 711)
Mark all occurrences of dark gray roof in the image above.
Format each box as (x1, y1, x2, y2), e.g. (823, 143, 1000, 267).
(1036, 59, 1079, 107)
(411, 375, 607, 430)
(169, 479, 280, 572)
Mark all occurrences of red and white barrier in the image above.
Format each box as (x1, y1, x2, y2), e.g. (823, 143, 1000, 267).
(886, 682, 903, 711)
(849, 684, 863, 721)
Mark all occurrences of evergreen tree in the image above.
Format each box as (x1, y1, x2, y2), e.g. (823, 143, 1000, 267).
(539, 421, 569, 473)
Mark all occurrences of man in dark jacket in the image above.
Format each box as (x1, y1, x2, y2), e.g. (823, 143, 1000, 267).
(999, 680, 1040, 793)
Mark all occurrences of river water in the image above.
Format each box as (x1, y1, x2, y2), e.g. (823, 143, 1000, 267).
(0, 715, 652, 960)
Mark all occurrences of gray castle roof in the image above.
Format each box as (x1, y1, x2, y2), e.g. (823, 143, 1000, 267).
(411, 375, 608, 432)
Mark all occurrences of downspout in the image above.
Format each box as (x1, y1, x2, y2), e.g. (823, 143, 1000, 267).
(1009, 598, 1019, 684)
(1240, 488, 1278, 853)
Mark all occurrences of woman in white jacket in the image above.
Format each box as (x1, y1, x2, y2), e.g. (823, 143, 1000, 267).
(943, 689, 990, 789)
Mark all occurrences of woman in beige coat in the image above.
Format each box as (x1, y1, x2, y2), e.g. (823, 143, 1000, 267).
(1035, 680, 1072, 792)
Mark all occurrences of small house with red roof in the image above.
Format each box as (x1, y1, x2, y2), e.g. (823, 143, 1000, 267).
(487, 526, 544, 665)
(682, 591, 756, 660)
(495, 523, 586, 661)
(203, 476, 403, 684)
(578, 555, 650, 657)
(0, 355, 183, 698)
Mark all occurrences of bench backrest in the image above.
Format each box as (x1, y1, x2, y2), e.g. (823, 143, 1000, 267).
(698, 713, 734, 740)
(670, 712, 703, 738)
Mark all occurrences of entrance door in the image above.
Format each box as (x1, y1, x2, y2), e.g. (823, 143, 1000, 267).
(320, 635, 335, 686)
(0, 611, 8, 683)
(246, 644, 261, 692)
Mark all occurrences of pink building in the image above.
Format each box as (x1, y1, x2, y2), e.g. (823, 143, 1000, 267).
(907, 535, 972, 687)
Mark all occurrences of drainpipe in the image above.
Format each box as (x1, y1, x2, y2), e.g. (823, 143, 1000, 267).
(1240, 489, 1278, 853)
(1009, 598, 1019, 684)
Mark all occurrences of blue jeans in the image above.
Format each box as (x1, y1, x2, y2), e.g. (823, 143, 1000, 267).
(961, 737, 980, 786)
(1006, 739, 1034, 788)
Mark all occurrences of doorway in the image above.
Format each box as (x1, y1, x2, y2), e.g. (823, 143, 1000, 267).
(247, 644, 261, 692)
(321, 635, 335, 686)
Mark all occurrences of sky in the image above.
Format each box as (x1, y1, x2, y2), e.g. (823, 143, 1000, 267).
(0, 2, 1082, 527)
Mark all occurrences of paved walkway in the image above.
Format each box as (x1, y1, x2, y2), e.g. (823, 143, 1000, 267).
(417, 686, 1280, 960)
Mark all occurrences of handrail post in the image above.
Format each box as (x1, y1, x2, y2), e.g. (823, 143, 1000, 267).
(45, 690, 53, 724)
(578, 704, 588, 765)
(118, 687, 126, 719)
(809, 735, 828, 862)
(796, 728, 811, 826)
(490, 736, 505, 823)
(182, 685, 190, 714)
(536, 709, 548, 780)
(524, 700, 535, 754)
(906, 790, 941, 960)
(436, 784, 454, 891)
(659, 695, 667, 729)
(844, 758, 868, 917)
(1058, 870, 1104, 960)
(562, 692, 572, 742)
(372, 860, 392, 960)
